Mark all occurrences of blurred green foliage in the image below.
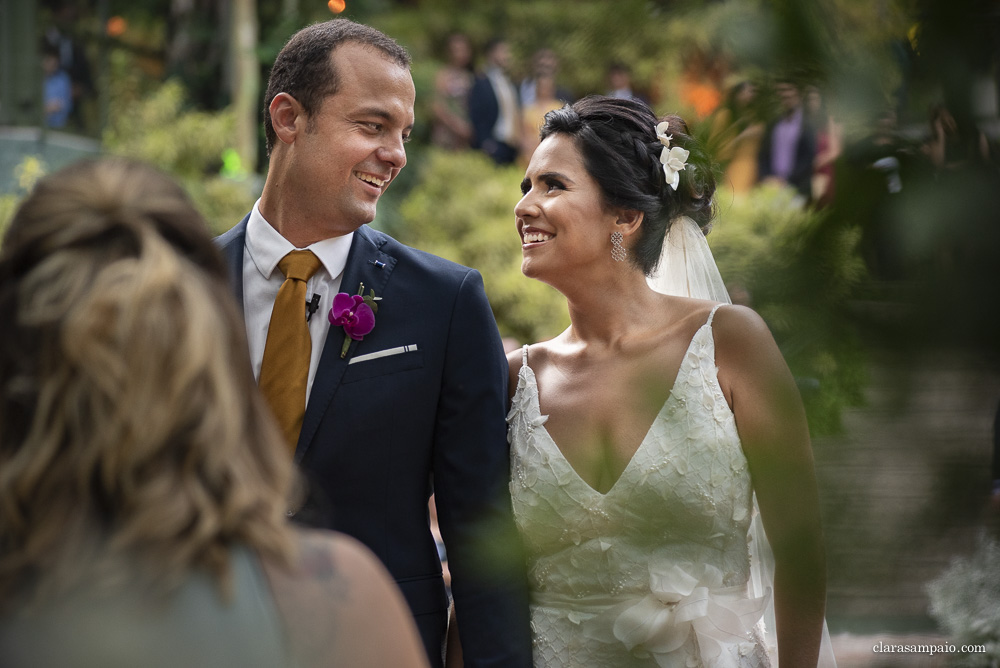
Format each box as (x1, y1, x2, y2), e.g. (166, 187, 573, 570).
(104, 76, 233, 178)
(395, 149, 570, 345)
(712, 186, 868, 434)
(0, 156, 49, 241)
(0, 197, 16, 240)
(102, 50, 257, 234)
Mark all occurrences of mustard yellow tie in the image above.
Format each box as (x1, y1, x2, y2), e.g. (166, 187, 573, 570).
(259, 250, 323, 453)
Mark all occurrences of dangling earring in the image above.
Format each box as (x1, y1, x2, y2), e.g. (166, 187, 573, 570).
(611, 230, 627, 262)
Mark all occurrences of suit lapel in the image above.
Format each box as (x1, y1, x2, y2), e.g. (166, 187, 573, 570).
(296, 225, 397, 461)
(217, 214, 250, 310)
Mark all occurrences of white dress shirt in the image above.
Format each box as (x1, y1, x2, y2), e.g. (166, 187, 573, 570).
(487, 66, 520, 146)
(243, 199, 354, 401)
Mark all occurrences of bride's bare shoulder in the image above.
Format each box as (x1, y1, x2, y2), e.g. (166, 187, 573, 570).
(652, 293, 725, 332)
(710, 303, 773, 347)
(506, 336, 563, 397)
(508, 335, 566, 368)
(710, 304, 790, 384)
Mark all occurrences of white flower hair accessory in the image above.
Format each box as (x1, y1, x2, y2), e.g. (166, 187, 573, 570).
(660, 146, 689, 191)
(655, 122, 689, 190)
(655, 121, 673, 147)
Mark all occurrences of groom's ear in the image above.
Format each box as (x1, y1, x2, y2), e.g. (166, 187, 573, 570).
(616, 209, 644, 238)
(270, 92, 306, 146)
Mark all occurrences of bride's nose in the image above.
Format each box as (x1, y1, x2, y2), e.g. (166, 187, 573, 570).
(514, 192, 537, 220)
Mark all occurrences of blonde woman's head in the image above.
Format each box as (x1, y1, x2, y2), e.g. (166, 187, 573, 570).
(0, 158, 292, 607)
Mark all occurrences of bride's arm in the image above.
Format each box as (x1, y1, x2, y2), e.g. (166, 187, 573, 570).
(714, 305, 827, 668)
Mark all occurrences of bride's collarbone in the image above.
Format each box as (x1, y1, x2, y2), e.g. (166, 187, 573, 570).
(543, 308, 706, 372)
(535, 340, 690, 411)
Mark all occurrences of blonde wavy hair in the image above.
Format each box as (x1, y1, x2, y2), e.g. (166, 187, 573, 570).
(0, 158, 294, 608)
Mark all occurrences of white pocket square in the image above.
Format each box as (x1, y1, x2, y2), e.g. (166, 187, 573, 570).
(348, 344, 419, 365)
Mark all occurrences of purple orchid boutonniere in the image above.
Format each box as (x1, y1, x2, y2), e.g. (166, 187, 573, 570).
(330, 282, 380, 358)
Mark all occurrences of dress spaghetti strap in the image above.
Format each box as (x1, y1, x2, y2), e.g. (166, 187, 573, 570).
(705, 302, 726, 327)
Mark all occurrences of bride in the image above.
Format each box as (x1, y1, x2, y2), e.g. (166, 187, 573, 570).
(507, 96, 836, 667)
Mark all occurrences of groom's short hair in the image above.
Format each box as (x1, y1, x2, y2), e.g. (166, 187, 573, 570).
(263, 19, 411, 155)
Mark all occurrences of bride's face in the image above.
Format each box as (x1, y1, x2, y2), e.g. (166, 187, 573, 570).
(515, 134, 617, 283)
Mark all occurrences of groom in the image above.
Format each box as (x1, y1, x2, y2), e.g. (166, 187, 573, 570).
(216, 19, 531, 668)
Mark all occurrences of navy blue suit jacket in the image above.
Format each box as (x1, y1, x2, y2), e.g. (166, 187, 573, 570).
(217, 219, 532, 668)
(468, 72, 519, 165)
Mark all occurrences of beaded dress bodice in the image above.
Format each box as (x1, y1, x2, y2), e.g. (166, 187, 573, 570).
(508, 306, 771, 667)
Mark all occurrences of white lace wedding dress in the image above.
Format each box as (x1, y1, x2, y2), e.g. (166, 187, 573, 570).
(508, 305, 773, 667)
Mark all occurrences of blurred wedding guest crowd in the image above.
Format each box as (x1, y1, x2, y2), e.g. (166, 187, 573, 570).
(25, 2, 998, 207)
(427, 32, 995, 212)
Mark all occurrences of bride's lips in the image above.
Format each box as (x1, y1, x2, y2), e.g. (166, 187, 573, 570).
(521, 226, 555, 247)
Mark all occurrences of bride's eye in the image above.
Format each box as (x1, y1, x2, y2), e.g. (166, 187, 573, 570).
(545, 178, 565, 192)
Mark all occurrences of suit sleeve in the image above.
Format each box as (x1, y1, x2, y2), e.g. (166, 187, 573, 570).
(757, 124, 774, 181)
(791, 125, 818, 197)
(431, 269, 533, 668)
(468, 77, 495, 151)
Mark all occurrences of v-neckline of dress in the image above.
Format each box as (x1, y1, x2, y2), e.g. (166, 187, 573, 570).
(520, 320, 713, 499)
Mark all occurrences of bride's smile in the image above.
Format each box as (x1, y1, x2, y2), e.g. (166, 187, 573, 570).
(520, 227, 555, 245)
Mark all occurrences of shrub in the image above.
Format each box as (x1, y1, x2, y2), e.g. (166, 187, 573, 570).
(927, 532, 1000, 666)
(710, 184, 868, 434)
(102, 50, 257, 234)
(0, 156, 49, 243)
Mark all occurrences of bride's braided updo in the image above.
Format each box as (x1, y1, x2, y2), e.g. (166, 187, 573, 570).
(538, 95, 717, 275)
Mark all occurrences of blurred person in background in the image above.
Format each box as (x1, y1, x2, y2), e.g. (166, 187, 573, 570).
(469, 37, 522, 165)
(709, 79, 765, 196)
(804, 84, 843, 208)
(519, 73, 564, 167)
(430, 32, 475, 151)
(42, 1, 95, 131)
(757, 78, 817, 201)
(42, 45, 73, 129)
(0, 158, 429, 668)
(924, 103, 992, 171)
(509, 95, 836, 666)
(606, 61, 644, 103)
(519, 47, 574, 109)
(842, 107, 918, 281)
